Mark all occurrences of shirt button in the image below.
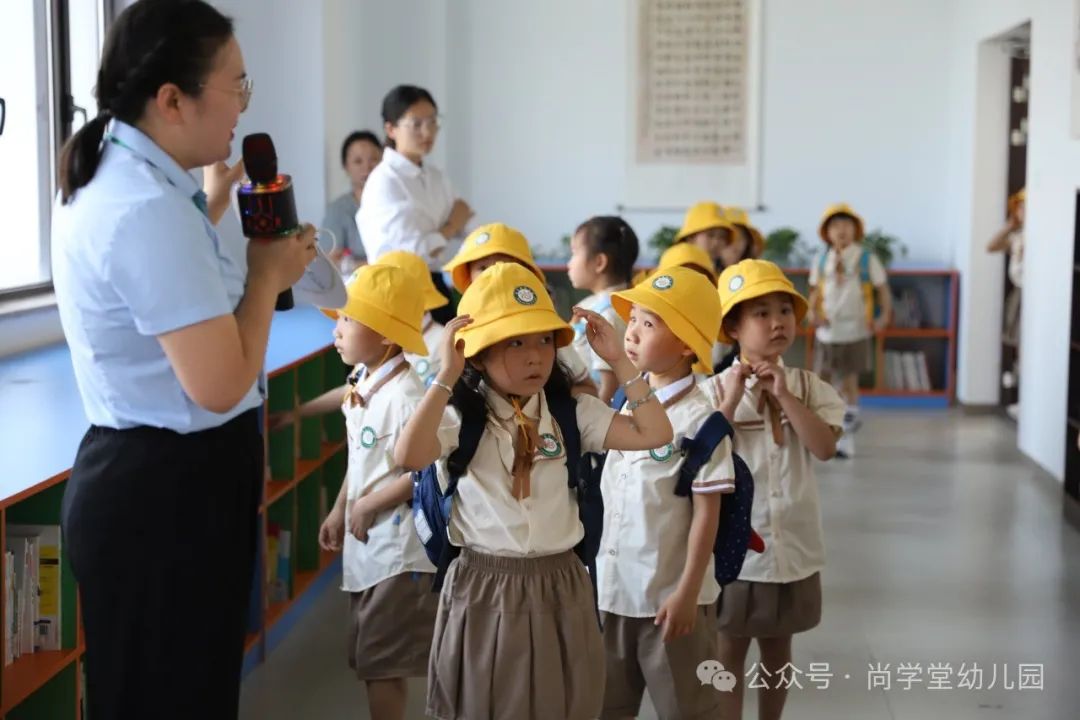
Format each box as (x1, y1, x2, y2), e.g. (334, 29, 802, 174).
(608, 549, 616, 556)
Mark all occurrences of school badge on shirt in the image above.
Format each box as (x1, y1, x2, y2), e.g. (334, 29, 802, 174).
(650, 443, 675, 462)
(360, 426, 377, 449)
(538, 433, 562, 457)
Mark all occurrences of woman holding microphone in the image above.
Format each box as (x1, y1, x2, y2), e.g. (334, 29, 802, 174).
(51, 1, 314, 717)
(357, 85, 473, 323)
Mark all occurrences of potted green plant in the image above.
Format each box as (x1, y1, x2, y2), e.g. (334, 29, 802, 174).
(647, 225, 680, 255)
(762, 227, 816, 267)
(861, 228, 908, 267)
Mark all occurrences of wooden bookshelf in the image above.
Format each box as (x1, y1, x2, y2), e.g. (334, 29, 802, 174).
(0, 306, 347, 717)
(539, 263, 959, 407)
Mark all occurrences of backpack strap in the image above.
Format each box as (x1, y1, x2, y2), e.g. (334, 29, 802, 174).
(609, 385, 627, 411)
(674, 411, 735, 497)
(858, 247, 871, 284)
(430, 410, 487, 590)
(816, 248, 829, 279)
(545, 391, 581, 488)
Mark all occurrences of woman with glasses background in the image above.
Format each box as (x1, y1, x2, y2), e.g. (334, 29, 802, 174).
(357, 85, 474, 323)
(51, 2, 315, 717)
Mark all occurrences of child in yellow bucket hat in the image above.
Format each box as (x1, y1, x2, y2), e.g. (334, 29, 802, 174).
(988, 188, 1025, 418)
(375, 250, 449, 387)
(442, 221, 597, 395)
(722, 206, 765, 266)
(395, 262, 674, 720)
(700, 259, 845, 719)
(808, 203, 893, 457)
(595, 266, 736, 718)
(674, 201, 735, 271)
(281, 264, 438, 719)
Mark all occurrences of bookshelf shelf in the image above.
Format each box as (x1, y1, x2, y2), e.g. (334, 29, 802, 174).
(0, 306, 347, 717)
(1, 646, 83, 714)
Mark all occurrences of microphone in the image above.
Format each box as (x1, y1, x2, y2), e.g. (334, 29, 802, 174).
(237, 133, 300, 311)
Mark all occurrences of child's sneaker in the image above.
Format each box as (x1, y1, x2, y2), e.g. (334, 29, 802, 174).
(836, 432, 855, 459)
(843, 405, 861, 434)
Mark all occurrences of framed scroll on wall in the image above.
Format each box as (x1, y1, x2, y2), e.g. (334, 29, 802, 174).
(625, 0, 762, 209)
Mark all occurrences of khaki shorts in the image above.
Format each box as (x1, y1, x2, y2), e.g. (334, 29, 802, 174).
(601, 605, 721, 720)
(347, 572, 438, 680)
(716, 572, 823, 638)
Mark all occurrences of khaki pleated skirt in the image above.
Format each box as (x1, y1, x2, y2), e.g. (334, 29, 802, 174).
(716, 573, 822, 638)
(426, 548, 605, 720)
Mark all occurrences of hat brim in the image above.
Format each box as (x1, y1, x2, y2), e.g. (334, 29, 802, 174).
(457, 307, 573, 358)
(443, 248, 546, 293)
(423, 285, 449, 311)
(718, 282, 809, 344)
(321, 299, 428, 355)
(818, 212, 865, 243)
(675, 219, 735, 243)
(612, 288, 715, 375)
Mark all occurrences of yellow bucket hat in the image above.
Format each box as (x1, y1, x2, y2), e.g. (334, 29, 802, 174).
(442, 222, 546, 293)
(674, 201, 735, 243)
(657, 242, 718, 284)
(818, 203, 865, 243)
(455, 262, 573, 358)
(716, 259, 808, 344)
(375, 250, 448, 312)
(723, 206, 765, 258)
(320, 265, 428, 355)
(611, 266, 720, 375)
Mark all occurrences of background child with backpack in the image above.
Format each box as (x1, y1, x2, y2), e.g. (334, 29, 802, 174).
(395, 262, 674, 720)
(442, 222, 598, 397)
(807, 203, 893, 457)
(597, 266, 736, 719)
(702, 259, 845, 720)
(281, 265, 438, 720)
(566, 215, 641, 404)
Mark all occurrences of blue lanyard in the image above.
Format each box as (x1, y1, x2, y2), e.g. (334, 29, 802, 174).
(105, 133, 209, 216)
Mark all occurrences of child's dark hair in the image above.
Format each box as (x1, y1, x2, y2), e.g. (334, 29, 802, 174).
(58, 0, 233, 202)
(730, 227, 758, 265)
(447, 349, 573, 479)
(381, 85, 437, 150)
(574, 216, 640, 286)
(340, 130, 381, 166)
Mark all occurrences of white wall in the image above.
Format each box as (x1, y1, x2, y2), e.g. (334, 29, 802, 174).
(945, 0, 1078, 479)
(437, 0, 955, 262)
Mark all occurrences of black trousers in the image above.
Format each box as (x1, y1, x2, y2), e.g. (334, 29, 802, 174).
(62, 409, 262, 720)
(429, 271, 458, 325)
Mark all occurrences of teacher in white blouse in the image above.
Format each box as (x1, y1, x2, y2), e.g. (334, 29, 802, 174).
(357, 85, 473, 324)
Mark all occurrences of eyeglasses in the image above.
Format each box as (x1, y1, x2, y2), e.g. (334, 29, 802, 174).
(200, 76, 254, 112)
(397, 115, 441, 133)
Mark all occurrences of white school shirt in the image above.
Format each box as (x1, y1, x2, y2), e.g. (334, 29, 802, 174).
(571, 285, 627, 378)
(558, 346, 592, 385)
(699, 360, 845, 583)
(597, 375, 736, 617)
(356, 147, 458, 270)
(341, 355, 436, 592)
(808, 243, 887, 344)
(404, 315, 446, 387)
(435, 388, 617, 557)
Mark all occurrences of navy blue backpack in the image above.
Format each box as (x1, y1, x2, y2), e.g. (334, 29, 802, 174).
(412, 391, 602, 602)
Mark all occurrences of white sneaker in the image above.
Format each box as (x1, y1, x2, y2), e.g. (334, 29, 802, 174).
(836, 433, 855, 459)
(1006, 404, 1019, 420)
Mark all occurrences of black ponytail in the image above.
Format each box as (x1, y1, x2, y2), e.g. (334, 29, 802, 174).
(380, 85, 437, 150)
(59, 0, 233, 202)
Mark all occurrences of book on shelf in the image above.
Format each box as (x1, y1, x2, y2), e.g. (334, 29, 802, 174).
(884, 350, 934, 391)
(891, 288, 924, 328)
(5, 524, 62, 660)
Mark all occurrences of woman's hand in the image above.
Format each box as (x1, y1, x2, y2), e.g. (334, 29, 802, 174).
(436, 315, 473, 387)
(202, 159, 246, 225)
(247, 223, 317, 293)
(442, 199, 474, 238)
(571, 307, 623, 365)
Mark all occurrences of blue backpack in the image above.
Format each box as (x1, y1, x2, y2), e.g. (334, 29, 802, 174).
(412, 390, 602, 607)
(672, 411, 761, 585)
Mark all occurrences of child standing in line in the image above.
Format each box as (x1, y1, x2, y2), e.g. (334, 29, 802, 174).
(806, 203, 892, 457)
(722, 206, 765, 265)
(375, 250, 449, 387)
(442, 222, 598, 396)
(566, 216, 641, 404)
(598, 266, 736, 719)
(673, 201, 737, 274)
(395, 262, 674, 720)
(278, 265, 437, 720)
(701, 259, 845, 720)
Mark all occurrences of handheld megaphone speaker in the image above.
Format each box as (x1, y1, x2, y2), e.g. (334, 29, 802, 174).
(237, 133, 299, 311)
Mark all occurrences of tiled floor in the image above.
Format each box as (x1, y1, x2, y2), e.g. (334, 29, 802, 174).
(239, 410, 1080, 719)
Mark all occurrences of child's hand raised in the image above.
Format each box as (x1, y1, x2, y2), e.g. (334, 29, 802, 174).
(752, 360, 790, 400)
(571, 307, 622, 364)
(436, 315, 473, 387)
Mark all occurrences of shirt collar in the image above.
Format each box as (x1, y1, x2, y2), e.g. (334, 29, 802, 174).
(106, 119, 201, 199)
(354, 353, 407, 404)
(654, 373, 695, 405)
(731, 356, 786, 390)
(382, 147, 423, 179)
